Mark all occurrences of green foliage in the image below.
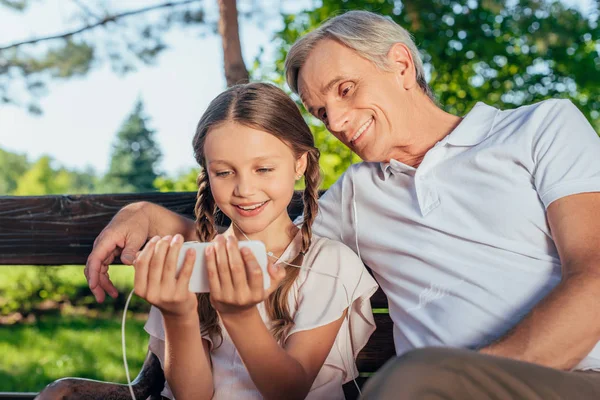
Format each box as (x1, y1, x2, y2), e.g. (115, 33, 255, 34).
(255, 0, 600, 187)
(0, 0, 28, 11)
(0, 149, 97, 195)
(154, 167, 200, 192)
(0, 265, 149, 317)
(101, 99, 162, 193)
(0, 147, 29, 194)
(12, 155, 95, 195)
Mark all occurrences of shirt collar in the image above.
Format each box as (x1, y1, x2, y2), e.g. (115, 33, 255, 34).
(379, 102, 500, 179)
(445, 102, 500, 147)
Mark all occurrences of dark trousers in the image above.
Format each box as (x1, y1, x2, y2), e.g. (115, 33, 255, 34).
(360, 347, 600, 400)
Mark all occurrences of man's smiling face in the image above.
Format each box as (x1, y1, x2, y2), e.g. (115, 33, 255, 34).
(297, 39, 412, 163)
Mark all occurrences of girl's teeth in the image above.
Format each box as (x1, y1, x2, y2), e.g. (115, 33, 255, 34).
(239, 202, 265, 210)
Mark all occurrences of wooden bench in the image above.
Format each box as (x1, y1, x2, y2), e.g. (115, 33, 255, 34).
(0, 192, 395, 400)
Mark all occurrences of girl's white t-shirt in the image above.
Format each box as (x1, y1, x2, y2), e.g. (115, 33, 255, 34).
(144, 233, 379, 399)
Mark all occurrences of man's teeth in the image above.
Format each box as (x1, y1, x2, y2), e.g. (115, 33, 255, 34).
(352, 118, 373, 142)
(238, 202, 266, 211)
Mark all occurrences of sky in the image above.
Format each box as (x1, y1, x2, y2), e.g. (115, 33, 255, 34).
(0, 0, 310, 177)
(0, 0, 596, 177)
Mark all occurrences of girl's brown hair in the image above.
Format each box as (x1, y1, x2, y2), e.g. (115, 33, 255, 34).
(192, 82, 321, 345)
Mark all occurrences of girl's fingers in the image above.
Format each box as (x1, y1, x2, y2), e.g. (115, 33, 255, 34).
(134, 236, 160, 297)
(226, 236, 249, 291)
(205, 245, 221, 297)
(214, 235, 234, 293)
(175, 247, 196, 293)
(147, 235, 172, 296)
(241, 247, 265, 294)
(162, 234, 183, 284)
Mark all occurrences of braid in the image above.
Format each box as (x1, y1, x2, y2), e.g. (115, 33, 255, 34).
(194, 168, 217, 242)
(300, 147, 321, 254)
(194, 168, 222, 346)
(267, 147, 322, 343)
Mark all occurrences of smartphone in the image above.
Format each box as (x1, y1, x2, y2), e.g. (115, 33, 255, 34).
(176, 240, 269, 293)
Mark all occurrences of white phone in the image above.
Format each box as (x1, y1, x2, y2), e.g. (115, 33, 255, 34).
(175, 240, 269, 293)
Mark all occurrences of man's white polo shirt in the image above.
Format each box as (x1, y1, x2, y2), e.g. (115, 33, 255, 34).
(310, 99, 600, 370)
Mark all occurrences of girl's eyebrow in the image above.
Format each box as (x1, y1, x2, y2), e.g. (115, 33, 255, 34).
(208, 155, 284, 165)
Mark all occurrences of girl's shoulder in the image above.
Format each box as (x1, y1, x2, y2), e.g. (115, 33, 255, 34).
(302, 234, 369, 283)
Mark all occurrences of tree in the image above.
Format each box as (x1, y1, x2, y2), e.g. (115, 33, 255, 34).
(219, 0, 249, 86)
(0, 0, 250, 113)
(0, 147, 29, 194)
(154, 167, 200, 192)
(13, 155, 73, 195)
(102, 99, 162, 193)
(257, 0, 600, 187)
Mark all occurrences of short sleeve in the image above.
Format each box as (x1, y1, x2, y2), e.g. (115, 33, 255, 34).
(532, 99, 600, 208)
(284, 238, 379, 382)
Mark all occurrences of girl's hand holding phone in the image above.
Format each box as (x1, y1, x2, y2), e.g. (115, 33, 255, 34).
(206, 234, 286, 316)
(133, 234, 198, 318)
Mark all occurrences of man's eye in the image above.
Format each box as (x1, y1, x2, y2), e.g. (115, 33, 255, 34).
(318, 109, 327, 122)
(341, 84, 353, 97)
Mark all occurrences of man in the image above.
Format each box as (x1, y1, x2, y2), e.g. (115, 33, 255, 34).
(86, 10, 600, 399)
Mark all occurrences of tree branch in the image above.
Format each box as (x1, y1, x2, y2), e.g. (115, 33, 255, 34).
(71, 0, 103, 22)
(0, 0, 201, 51)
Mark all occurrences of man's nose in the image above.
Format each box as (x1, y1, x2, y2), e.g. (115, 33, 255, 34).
(326, 106, 350, 135)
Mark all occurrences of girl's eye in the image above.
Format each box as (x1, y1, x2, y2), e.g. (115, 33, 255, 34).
(257, 168, 274, 173)
(215, 171, 231, 177)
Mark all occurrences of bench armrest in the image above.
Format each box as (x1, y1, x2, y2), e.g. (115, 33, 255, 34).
(35, 351, 165, 400)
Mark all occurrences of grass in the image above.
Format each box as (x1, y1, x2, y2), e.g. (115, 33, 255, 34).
(0, 265, 151, 393)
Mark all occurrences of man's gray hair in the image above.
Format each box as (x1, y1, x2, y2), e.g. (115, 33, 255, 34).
(285, 10, 434, 101)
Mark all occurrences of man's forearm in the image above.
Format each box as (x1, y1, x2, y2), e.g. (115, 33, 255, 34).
(480, 271, 600, 369)
(138, 202, 198, 241)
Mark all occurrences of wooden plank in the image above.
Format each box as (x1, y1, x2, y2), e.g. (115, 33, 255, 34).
(0, 393, 36, 400)
(0, 192, 194, 265)
(355, 313, 395, 372)
(0, 192, 310, 265)
(342, 377, 369, 400)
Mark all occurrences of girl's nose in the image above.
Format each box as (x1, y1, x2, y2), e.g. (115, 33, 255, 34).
(234, 176, 256, 197)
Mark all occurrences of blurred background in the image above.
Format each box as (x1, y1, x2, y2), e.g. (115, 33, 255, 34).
(0, 0, 599, 393)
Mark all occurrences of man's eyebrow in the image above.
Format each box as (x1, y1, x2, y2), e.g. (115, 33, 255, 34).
(300, 76, 346, 116)
(321, 76, 345, 95)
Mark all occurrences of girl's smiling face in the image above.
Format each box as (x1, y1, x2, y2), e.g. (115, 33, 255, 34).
(204, 121, 306, 237)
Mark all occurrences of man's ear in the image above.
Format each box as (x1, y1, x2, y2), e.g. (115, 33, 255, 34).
(387, 43, 417, 90)
(295, 152, 309, 178)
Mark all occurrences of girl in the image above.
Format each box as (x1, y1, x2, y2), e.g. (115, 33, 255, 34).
(134, 82, 378, 400)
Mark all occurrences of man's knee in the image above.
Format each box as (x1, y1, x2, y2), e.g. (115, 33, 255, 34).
(360, 347, 475, 400)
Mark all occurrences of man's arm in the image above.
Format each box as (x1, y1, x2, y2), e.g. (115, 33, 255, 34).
(85, 201, 196, 302)
(480, 192, 600, 369)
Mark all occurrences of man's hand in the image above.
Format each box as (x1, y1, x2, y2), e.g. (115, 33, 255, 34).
(85, 202, 151, 302)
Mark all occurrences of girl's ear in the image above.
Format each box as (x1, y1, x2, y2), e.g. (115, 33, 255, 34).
(295, 152, 308, 179)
